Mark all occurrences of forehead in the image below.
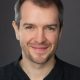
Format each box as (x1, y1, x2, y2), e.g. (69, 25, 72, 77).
(20, 1, 59, 24)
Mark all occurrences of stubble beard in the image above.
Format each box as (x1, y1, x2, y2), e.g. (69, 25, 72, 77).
(21, 40, 58, 65)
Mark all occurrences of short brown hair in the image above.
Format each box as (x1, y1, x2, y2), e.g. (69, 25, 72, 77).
(14, 0, 64, 28)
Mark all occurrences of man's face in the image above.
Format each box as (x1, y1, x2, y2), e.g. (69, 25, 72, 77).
(12, 1, 62, 64)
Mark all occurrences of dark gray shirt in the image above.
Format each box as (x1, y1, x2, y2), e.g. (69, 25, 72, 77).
(0, 56, 80, 80)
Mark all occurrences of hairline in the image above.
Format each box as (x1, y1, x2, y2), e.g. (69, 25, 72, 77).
(14, 0, 63, 29)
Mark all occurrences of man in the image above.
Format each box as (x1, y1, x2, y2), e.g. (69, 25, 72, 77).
(0, 0, 80, 80)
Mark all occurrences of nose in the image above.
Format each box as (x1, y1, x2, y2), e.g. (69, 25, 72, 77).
(35, 29, 46, 43)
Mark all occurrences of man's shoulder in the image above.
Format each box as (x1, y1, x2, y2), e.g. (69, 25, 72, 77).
(61, 59, 80, 71)
(0, 62, 16, 79)
(0, 62, 16, 71)
(58, 58, 80, 79)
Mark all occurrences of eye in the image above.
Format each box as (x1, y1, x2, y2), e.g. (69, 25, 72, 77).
(46, 25, 57, 31)
(25, 25, 33, 29)
(47, 26, 56, 30)
(23, 23, 35, 30)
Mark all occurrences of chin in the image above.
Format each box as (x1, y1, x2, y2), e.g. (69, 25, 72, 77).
(30, 54, 53, 64)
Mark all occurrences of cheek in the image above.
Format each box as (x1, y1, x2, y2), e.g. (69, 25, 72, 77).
(46, 33, 59, 44)
(19, 31, 35, 43)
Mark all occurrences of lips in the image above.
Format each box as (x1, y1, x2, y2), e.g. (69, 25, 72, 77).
(31, 45, 48, 54)
(32, 46, 48, 49)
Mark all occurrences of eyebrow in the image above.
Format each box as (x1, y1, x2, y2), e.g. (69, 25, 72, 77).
(23, 23, 34, 27)
(23, 23, 58, 27)
(45, 24, 58, 28)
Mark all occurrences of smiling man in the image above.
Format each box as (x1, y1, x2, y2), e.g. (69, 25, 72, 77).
(13, 0, 61, 65)
(0, 0, 80, 80)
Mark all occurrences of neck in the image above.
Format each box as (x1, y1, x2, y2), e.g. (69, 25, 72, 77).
(19, 56, 56, 80)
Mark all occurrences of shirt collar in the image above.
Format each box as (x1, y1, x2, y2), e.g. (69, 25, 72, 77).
(44, 57, 64, 80)
(16, 55, 64, 80)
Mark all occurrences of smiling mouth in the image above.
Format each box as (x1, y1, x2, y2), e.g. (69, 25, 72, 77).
(31, 46, 48, 54)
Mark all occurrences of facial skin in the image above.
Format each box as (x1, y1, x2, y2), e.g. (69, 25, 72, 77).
(12, 1, 62, 65)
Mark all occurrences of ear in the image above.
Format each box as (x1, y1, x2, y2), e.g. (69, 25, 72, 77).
(12, 21, 20, 40)
(59, 28, 63, 40)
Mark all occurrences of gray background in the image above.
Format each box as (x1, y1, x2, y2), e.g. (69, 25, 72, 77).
(0, 0, 80, 67)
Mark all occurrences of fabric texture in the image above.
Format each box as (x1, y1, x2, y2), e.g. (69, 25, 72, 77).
(0, 56, 80, 80)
